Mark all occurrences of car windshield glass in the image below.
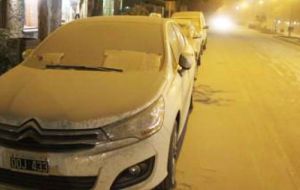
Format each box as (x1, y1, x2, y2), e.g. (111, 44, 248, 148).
(23, 21, 164, 69)
(45, 64, 123, 72)
(190, 19, 201, 30)
(175, 18, 201, 30)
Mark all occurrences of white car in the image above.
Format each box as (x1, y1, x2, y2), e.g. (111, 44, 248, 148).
(0, 16, 196, 190)
(149, 13, 162, 18)
(172, 11, 209, 55)
(173, 19, 203, 66)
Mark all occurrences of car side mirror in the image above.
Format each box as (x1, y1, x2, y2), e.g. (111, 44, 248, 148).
(203, 25, 209, 30)
(179, 53, 192, 70)
(193, 34, 202, 39)
(22, 49, 33, 60)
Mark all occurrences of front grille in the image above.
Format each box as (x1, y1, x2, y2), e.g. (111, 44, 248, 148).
(0, 138, 95, 152)
(0, 168, 97, 190)
(0, 119, 108, 152)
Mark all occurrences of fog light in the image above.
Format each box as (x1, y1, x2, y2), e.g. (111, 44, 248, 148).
(111, 156, 155, 189)
(128, 165, 142, 176)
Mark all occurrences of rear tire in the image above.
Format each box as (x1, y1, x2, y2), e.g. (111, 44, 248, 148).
(156, 122, 178, 190)
(197, 55, 202, 66)
(189, 94, 194, 112)
(203, 42, 207, 50)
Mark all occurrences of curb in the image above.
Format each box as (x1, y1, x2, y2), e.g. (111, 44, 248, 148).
(274, 35, 300, 46)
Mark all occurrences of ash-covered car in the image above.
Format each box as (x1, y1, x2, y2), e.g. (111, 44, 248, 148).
(0, 16, 196, 190)
(173, 19, 203, 66)
(172, 11, 209, 61)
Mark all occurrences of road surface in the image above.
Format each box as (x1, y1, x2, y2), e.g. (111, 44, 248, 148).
(176, 27, 300, 190)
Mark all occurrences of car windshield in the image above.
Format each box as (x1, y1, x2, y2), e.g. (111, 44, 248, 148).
(175, 18, 201, 30)
(24, 21, 164, 69)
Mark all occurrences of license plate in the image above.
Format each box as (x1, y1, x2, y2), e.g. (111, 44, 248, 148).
(10, 157, 49, 173)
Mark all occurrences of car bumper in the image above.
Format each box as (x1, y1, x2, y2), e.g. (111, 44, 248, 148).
(0, 125, 171, 190)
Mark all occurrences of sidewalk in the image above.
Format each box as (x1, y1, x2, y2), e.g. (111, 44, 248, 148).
(274, 33, 300, 46)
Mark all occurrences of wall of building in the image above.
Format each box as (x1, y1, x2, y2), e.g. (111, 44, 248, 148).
(0, 0, 7, 28)
(2, 0, 125, 39)
(24, 0, 38, 29)
(103, 0, 114, 15)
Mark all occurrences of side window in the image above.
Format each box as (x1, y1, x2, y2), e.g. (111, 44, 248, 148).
(172, 24, 186, 51)
(201, 14, 206, 28)
(168, 24, 181, 64)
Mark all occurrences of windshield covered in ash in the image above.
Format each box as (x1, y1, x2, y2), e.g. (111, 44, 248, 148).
(24, 21, 164, 69)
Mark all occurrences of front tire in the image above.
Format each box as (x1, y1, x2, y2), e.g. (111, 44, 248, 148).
(189, 94, 194, 112)
(197, 55, 202, 66)
(156, 122, 178, 190)
(203, 41, 207, 50)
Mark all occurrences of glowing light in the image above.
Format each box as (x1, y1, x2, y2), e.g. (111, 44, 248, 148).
(241, 2, 249, 9)
(259, 0, 264, 5)
(210, 15, 235, 32)
(235, 1, 248, 11)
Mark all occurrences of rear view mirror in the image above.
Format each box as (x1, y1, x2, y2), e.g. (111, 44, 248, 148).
(22, 49, 33, 60)
(203, 25, 209, 30)
(179, 54, 192, 70)
(193, 34, 202, 39)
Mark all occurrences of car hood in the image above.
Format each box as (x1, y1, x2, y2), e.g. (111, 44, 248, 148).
(0, 65, 167, 129)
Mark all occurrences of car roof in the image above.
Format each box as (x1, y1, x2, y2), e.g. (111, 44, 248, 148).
(173, 18, 192, 26)
(73, 16, 169, 25)
(172, 11, 204, 18)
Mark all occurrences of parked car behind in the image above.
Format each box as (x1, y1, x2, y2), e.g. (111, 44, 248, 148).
(173, 19, 203, 66)
(0, 16, 196, 190)
(172, 11, 209, 56)
(149, 13, 162, 18)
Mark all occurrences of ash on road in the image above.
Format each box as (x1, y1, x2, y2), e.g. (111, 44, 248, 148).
(176, 28, 300, 190)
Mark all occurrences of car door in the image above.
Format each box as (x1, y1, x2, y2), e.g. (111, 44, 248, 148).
(188, 24, 202, 56)
(168, 23, 195, 132)
(173, 24, 195, 118)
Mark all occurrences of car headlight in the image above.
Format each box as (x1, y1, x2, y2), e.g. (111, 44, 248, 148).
(103, 97, 164, 141)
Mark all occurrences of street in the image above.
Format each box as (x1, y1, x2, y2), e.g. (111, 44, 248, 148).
(176, 27, 300, 190)
(1, 0, 300, 188)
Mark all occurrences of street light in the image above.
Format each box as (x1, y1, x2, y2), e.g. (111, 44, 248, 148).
(241, 2, 249, 9)
(259, 0, 264, 5)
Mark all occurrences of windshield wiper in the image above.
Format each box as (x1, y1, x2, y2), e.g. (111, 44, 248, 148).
(45, 64, 123, 73)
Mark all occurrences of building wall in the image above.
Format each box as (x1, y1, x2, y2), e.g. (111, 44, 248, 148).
(103, 0, 123, 16)
(3, 0, 119, 39)
(0, 0, 7, 28)
(165, 1, 176, 17)
(103, 0, 114, 15)
(62, 0, 88, 23)
(24, 0, 38, 28)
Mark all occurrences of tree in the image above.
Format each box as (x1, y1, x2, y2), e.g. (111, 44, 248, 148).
(38, 0, 49, 40)
(0, 28, 10, 74)
(38, 0, 62, 40)
(0, 0, 7, 28)
(187, 0, 224, 13)
(90, 0, 103, 16)
(124, 4, 149, 15)
(6, 0, 24, 38)
(50, 0, 62, 32)
(176, 0, 191, 10)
